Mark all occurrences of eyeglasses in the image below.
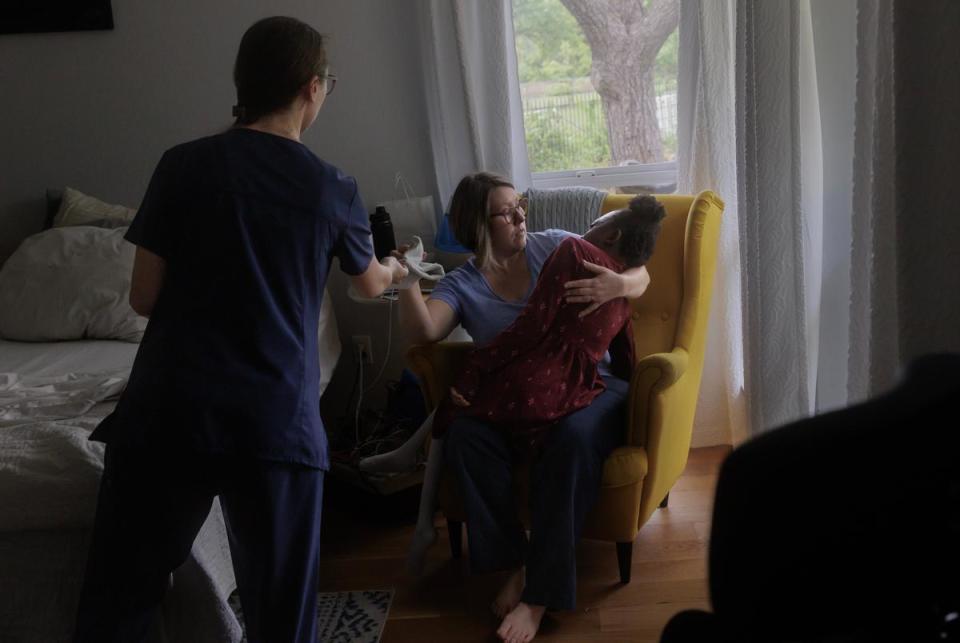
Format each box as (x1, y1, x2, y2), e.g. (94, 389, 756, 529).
(490, 196, 528, 223)
(321, 73, 337, 96)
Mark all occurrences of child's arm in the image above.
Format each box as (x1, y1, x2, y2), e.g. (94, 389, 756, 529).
(453, 239, 584, 399)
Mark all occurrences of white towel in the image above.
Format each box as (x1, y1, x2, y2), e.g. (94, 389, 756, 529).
(396, 235, 445, 290)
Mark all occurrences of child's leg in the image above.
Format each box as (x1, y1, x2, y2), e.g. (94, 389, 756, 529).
(406, 436, 444, 575)
(359, 410, 435, 473)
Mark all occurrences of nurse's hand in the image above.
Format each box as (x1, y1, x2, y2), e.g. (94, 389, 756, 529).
(382, 255, 409, 284)
(391, 245, 409, 263)
(391, 244, 430, 263)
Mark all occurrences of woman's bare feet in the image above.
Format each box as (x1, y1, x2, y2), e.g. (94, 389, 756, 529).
(497, 602, 546, 642)
(491, 567, 525, 618)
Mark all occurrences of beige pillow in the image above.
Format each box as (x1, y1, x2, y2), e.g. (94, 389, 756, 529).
(52, 187, 136, 229)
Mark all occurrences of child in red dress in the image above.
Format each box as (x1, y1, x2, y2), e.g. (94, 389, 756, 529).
(434, 234, 636, 451)
(406, 195, 666, 573)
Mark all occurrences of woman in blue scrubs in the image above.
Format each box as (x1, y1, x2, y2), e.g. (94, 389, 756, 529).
(74, 16, 407, 643)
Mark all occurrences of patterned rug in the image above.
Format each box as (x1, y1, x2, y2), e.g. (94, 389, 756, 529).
(228, 588, 393, 643)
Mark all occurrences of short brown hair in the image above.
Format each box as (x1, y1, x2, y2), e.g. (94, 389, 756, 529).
(448, 172, 514, 268)
(233, 16, 327, 125)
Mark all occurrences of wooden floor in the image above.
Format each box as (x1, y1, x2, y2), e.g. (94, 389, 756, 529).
(319, 446, 730, 642)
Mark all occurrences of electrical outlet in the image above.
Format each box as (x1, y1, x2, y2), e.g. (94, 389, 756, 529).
(352, 335, 373, 364)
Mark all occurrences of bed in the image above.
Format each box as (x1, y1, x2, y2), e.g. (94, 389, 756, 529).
(0, 188, 342, 642)
(0, 338, 241, 642)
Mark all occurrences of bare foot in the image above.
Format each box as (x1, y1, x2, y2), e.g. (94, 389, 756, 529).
(497, 602, 546, 642)
(491, 567, 525, 618)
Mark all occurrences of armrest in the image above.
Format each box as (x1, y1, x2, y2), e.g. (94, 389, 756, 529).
(406, 341, 474, 410)
(626, 347, 690, 446)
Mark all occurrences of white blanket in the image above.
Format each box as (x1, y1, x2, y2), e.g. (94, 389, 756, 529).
(0, 371, 126, 426)
(0, 366, 241, 642)
(0, 372, 125, 531)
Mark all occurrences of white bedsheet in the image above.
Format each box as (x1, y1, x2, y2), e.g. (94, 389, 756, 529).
(0, 339, 241, 642)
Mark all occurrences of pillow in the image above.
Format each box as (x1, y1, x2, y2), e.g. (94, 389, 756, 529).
(0, 226, 146, 342)
(51, 187, 137, 229)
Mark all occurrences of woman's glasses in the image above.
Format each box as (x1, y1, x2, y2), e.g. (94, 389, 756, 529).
(321, 73, 337, 96)
(490, 197, 528, 223)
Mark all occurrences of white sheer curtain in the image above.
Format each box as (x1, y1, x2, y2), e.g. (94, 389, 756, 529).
(676, 1, 748, 445)
(417, 0, 531, 210)
(678, 0, 824, 439)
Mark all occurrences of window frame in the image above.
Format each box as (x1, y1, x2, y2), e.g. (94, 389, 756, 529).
(530, 160, 678, 192)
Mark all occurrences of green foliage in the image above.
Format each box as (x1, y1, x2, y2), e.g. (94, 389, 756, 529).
(655, 29, 679, 92)
(514, 0, 679, 169)
(523, 95, 612, 173)
(513, 0, 591, 82)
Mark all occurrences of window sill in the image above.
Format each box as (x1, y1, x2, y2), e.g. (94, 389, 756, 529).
(531, 161, 677, 193)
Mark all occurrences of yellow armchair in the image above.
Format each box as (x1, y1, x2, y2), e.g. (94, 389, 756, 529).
(406, 190, 724, 583)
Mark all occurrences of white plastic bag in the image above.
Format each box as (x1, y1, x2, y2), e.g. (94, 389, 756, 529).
(375, 173, 438, 256)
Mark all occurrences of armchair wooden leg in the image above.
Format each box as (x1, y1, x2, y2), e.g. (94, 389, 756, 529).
(616, 541, 633, 584)
(659, 492, 670, 508)
(447, 519, 463, 559)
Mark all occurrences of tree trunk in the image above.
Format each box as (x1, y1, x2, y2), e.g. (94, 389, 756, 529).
(560, 0, 678, 164)
(596, 54, 662, 163)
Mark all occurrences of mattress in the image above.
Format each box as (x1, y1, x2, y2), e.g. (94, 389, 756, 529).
(0, 338, 138, 379)
(0, 284, 340, 397)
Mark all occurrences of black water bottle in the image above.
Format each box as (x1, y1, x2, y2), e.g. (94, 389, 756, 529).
(370, 205, 397, 260)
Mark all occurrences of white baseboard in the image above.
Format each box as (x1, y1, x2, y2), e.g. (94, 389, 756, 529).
(691, 426, 733, 448)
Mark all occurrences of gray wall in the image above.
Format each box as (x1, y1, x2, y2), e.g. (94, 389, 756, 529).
(0, 1, 437, 419)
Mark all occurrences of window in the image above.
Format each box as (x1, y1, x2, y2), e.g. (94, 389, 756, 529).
(512, 0, 679, 192)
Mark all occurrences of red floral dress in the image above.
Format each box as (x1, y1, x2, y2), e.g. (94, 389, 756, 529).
(433, 236, 634, 451)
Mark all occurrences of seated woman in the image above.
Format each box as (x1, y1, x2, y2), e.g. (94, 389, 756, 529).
(370, 172, 657, 643)
(407, 196, 663, 573)
(432, 196, 665, 445)
(372, 196, 663, 643)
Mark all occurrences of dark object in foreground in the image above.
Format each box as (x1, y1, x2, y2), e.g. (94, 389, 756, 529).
(661, 353, 960, 643)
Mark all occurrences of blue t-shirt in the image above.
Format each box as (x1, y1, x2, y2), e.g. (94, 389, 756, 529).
(92, 128, 374, 469)
(432, 229, 575, 345)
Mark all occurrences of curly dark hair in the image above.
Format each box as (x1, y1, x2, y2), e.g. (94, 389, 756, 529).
(613, 195, 667, 268)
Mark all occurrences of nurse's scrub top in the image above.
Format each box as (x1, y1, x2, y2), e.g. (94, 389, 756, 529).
(91, 128, 374, 469)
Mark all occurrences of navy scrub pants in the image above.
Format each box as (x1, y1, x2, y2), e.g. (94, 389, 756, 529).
(444, 375, 627, 611)
(74, 444, 325, 643)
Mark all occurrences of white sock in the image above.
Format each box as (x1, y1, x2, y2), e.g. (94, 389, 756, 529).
(406, 437, 444, 575)
(359, 410, 435, 473)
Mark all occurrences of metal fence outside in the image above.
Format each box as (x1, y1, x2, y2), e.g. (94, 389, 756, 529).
(521, 82, 677, 171)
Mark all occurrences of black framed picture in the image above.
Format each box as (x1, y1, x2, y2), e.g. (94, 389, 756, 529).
(0, 1, 114, 35)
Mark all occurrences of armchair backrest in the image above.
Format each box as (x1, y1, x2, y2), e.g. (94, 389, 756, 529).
(602, 190, 724, 434)
(601, 191, 722, 357)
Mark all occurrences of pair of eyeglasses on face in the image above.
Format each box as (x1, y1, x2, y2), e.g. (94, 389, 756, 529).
(320, 73, 337, 96)
(490, 196, 528, 223)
